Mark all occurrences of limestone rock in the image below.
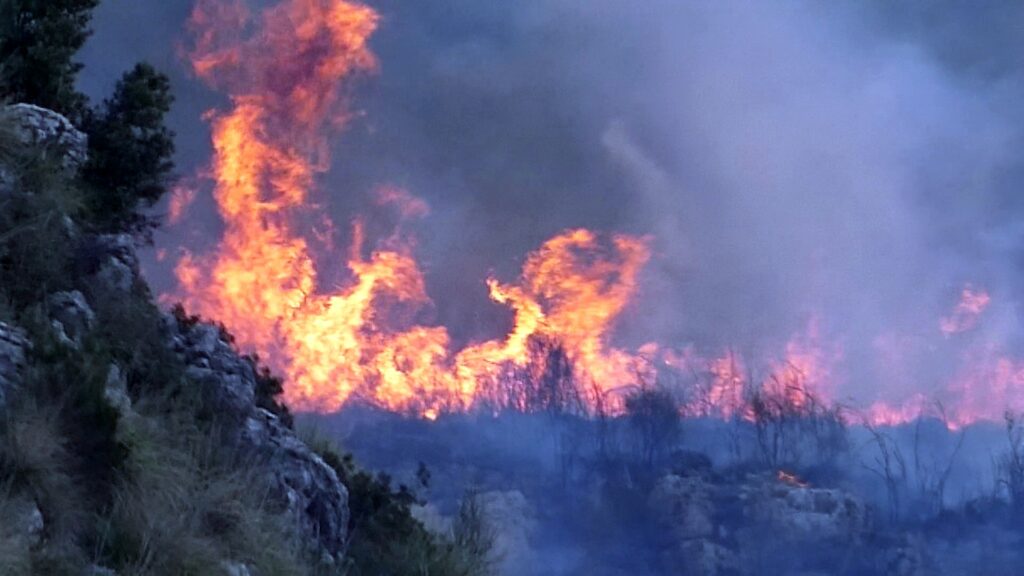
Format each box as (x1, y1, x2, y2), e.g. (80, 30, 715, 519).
(2, 103, 88, 171)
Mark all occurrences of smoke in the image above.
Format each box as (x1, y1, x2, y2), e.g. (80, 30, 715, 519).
(78, 1, 1024, 412)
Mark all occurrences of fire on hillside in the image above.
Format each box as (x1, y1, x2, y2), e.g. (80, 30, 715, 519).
(166, 0, 1024, 429)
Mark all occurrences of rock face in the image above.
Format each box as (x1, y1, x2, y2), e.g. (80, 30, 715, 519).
(77, 234, 141, 295)
(167, 318, 351, 558)
(0, 323, 30, 411)
(3, 104, 88, 170)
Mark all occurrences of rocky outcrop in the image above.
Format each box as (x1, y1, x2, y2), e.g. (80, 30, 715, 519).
(0, 104, 87, 194)
(651, 471, 872, 576)
(0, 323, 30, 412)
(741, 475, 871, 542)
(0, 102, 352, 569)
(4, 104, 88, 170)
(167, 317, 350, 559)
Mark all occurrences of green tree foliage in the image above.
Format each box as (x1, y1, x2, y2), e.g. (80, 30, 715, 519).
(81, 63, 175, 235)
(0, 0, 99, 122)
(0, 0, 177, 236)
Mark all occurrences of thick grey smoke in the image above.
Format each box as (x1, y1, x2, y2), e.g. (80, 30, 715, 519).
(79, 0, 1024, 409)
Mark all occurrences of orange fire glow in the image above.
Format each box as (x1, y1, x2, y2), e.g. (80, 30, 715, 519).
(170, 0, 1024, 429)
(174, 0, 657, 416)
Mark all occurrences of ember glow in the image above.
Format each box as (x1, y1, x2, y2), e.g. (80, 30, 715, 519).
(169, 0, 1024, 428)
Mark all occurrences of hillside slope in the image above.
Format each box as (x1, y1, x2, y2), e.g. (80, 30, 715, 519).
(0, 104, 489, 576)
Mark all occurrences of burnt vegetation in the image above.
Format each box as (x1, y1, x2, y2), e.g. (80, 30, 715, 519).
(318, 348, 1024, 575)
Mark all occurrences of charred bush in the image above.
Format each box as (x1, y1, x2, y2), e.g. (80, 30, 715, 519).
(747, 374, 848, 474)
(625, 386, 681, 472)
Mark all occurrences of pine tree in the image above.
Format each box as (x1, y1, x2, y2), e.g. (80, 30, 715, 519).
(0, 0, 99, 122)
(81, 63, 175, 235)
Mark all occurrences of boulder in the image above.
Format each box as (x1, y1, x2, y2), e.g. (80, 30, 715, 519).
(242, 409, 351, 558)
(2, 103, 88, 171)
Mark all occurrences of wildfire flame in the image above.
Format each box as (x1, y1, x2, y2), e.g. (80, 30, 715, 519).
(174, 0, 656, 417)
(169, 0, 1024, 429)
(777, 470, 809, 489)
(940, 285, 991, 336)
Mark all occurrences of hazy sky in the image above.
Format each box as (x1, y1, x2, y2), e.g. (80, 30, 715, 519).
(78, 0, 1024, 405)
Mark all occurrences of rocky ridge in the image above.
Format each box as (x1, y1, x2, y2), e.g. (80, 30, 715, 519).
(0, 103, 350, 566)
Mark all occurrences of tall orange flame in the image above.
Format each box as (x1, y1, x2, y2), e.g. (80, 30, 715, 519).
(172, 0, 1024, 429)
(175, 0, 656, 417)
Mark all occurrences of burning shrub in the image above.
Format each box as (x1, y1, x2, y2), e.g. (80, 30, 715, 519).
(747, 371, 848, 473)
(483, 336, 585, 415)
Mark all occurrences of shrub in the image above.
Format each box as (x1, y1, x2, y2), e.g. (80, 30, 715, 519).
(301, 428, 494, 576)
(748, 379, 847, 473)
